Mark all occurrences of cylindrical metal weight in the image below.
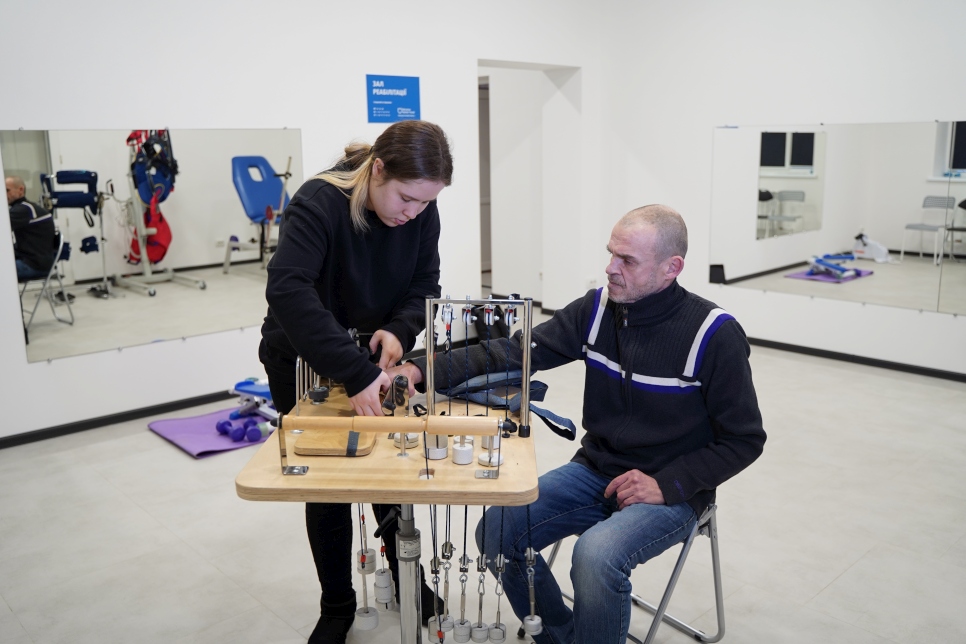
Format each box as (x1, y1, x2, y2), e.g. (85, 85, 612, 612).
(452, 442, 474, 465)
(471, 624, 489, 642)
(357, 548, 377, 574)
(453, 619, 472, 643)
(523, 615, 543, 636)
(374, 582, 393, 604)
(488, 622, 507, 643)
(354, 607, 379, 630)
(478, 452, 504, 466)
(425, 431, 448, 459)
(393, 432, 420, 448)
(373, 568, 392, 587)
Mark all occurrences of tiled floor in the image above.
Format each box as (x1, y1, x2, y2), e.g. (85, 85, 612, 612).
(2, 346, 965, 642)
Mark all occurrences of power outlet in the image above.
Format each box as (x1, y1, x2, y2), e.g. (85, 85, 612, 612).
(215, 239, 226, 248)
(586, 278, 598, 291)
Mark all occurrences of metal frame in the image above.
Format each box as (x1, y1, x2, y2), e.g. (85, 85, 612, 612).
(113, 144, 206, 296)
(20, 229, 75, 333)
(540, 504, 724, 644)
(423, 296, 534, 427)
(279, 296, 536, 644)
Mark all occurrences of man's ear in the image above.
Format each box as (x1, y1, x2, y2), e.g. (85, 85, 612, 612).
(665, 255, 685, 280)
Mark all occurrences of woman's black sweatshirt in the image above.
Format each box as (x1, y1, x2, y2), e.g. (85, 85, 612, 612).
(259, 177, 441, 396)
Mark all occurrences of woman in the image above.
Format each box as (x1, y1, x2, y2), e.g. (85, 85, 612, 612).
(259, 120, 453, 643)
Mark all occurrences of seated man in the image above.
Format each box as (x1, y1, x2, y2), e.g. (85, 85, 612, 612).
(7, 175, 55, 280)
(393, 205, 766, 643)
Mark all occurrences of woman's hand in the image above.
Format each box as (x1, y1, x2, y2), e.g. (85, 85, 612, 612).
(349, 371, 391, 416)
(369, 330, 404, 369)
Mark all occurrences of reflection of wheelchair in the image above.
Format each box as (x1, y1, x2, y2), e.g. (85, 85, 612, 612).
(223, 156, 291, 274)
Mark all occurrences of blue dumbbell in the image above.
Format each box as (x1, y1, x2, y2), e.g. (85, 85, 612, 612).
(229, 425, 248, 442)
(216, 419, 233, 435)
(246, 422, 273, 442)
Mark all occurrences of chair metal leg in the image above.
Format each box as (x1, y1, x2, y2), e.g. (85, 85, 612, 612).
(223, 239, 234, 273)
(635, 505, 724, 643)
(49, 272, 74, 325)
(526, 505, 724, 644)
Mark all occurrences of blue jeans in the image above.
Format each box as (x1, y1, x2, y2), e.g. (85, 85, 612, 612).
(475, 462, 696, 644)
(16, 259, 48, 281)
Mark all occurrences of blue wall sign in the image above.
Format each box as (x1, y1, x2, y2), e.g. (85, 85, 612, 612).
(367, 74, 421, 123)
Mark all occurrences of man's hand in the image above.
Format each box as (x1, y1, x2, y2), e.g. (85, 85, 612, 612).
(385, 362, 423, 396)
(369, 330, 404, 370)
(603, 469, 665, 509)
(349, 371, 391, 416)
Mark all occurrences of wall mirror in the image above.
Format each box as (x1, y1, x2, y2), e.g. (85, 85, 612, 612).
(711, 121, 966, 316)
(756, 131, 826, 239)
(2, 128, 304, 363)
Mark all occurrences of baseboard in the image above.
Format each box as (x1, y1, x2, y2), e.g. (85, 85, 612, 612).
(0, 390, 235, 450)
(748, 337, 966, 384)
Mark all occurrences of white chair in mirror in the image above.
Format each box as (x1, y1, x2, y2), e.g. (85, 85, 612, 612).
(775, 190, 805, 234)
(900, 195, 956, 265)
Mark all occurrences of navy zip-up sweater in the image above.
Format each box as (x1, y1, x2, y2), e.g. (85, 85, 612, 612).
(416, 281, 765, 515)
(259, 177, 441, 396)
(9, 197, 55, 271)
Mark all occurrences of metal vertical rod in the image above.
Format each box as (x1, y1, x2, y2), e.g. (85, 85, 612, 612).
(519, 298, 534, 436)
(277, 413, 289, 472)
(425, 298, 436, 418)
(397, 503, 422, 644)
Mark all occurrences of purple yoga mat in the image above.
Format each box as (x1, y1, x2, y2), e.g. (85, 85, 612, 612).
(149, 408, 271, 458)
(785, 268, 873, 283)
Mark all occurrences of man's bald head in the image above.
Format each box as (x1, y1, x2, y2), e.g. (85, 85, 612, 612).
(5, 176, 25, 205)
(615, 205, 688, 263)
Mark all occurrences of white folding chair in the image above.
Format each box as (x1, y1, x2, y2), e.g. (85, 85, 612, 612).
(527, 504, 724, 644)
(775, 190, 805, 234)
(901, 195, 955, 265)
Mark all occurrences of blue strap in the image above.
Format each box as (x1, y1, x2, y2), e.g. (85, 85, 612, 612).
(529, 403, 577, 441)
(346, 431, 359, 457)
(438, 370, 576, 441)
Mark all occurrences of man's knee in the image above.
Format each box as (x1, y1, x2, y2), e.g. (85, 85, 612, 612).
(571, 531, 615, 575)
(475, 506, 522, 558)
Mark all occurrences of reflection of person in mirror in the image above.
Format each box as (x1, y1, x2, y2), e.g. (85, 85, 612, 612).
(6, 175, 55, 281)
(259, 120, 452, 643)
(391, 206, 767, 644)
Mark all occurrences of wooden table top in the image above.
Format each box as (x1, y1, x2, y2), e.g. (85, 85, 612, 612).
(235, 391, 539, 507)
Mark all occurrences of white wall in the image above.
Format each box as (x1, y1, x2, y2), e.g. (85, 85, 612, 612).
(604, 0, 966, 373)
(44, 129, 303, 284)
(0, 0, 605, 438)
(4, 0, 965, 440)
(484, 64, 602, 309)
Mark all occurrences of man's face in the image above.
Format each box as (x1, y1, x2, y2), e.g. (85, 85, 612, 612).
(604, 224, 668, 303)
(5, 179, 24, 205)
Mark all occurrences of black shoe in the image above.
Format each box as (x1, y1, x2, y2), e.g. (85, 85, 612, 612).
(54, 291, 75, 303)
(308, 598, 356, 644)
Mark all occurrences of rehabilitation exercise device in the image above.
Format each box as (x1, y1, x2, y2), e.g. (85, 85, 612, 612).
(40, 170, 114, 299)
(236, 295, 548, 643)
(806, 253, 858, 281)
